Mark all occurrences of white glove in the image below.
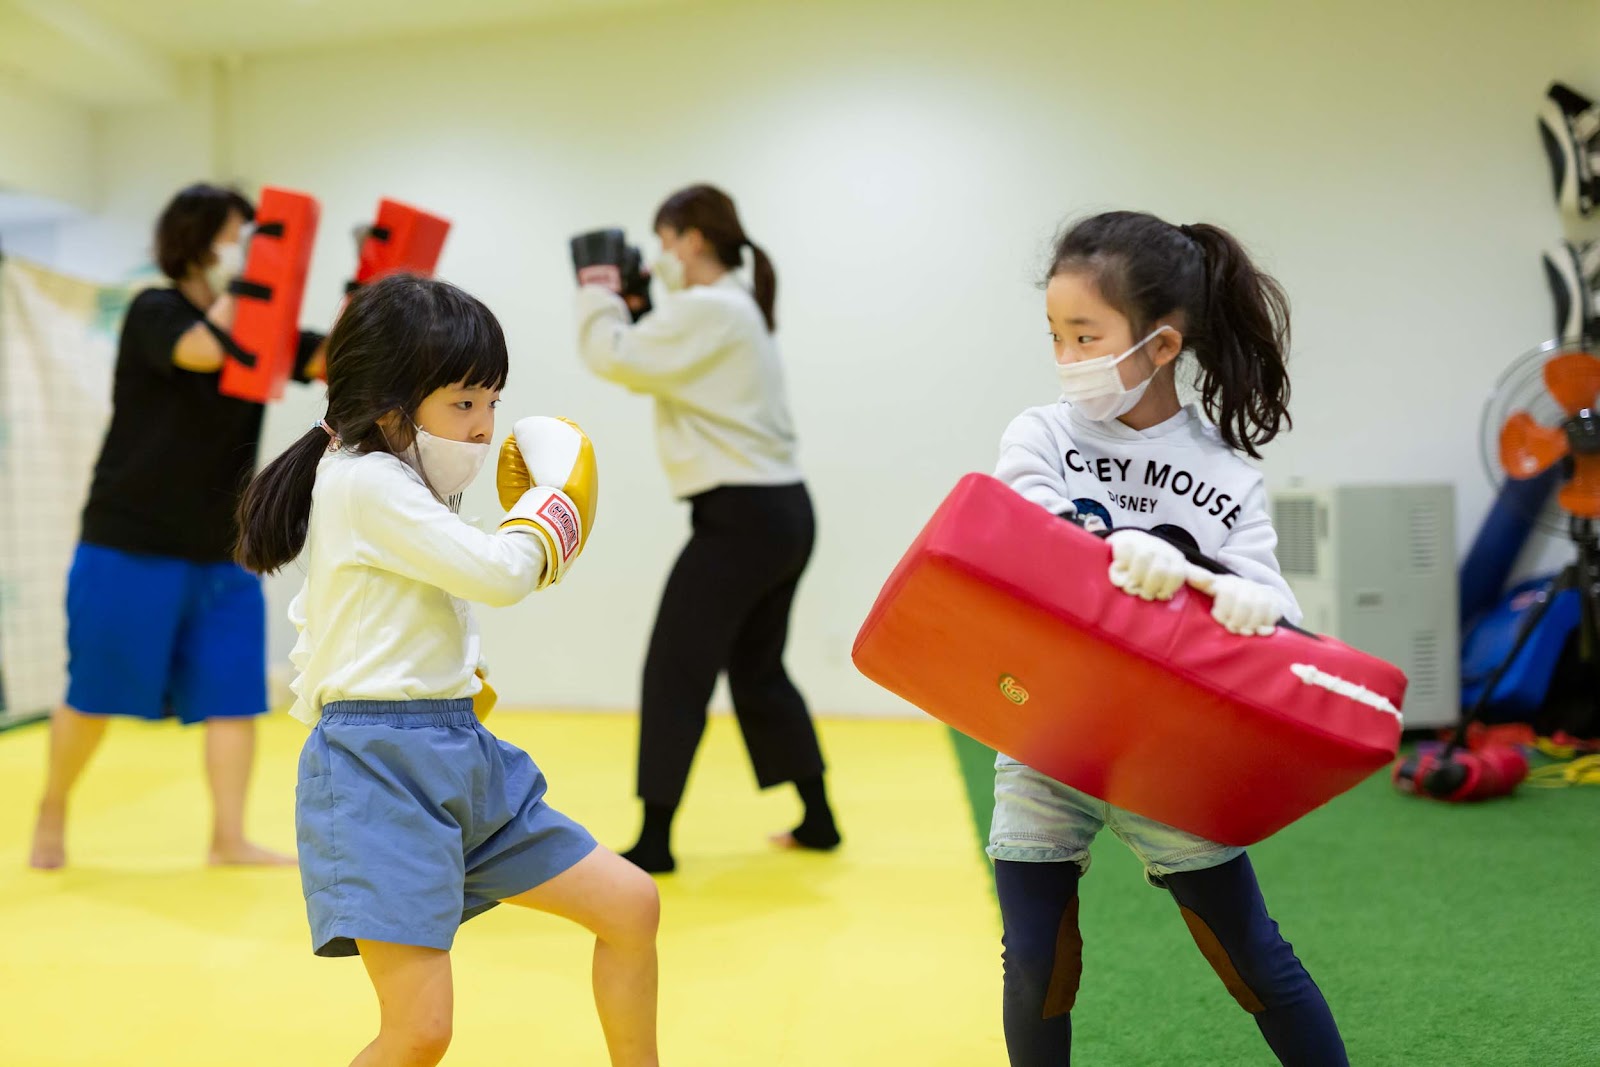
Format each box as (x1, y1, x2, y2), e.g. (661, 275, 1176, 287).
(1187, 571, 1279, 637)
(1105, 529, 1188, 601)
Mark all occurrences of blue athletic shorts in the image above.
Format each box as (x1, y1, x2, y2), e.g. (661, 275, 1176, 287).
(64, 542, 268, 724)
(296, 700, 599, 957)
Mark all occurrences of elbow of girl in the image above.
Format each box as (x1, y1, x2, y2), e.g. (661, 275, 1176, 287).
(476, 538, 547, 607)
(479, 567, 541, 607)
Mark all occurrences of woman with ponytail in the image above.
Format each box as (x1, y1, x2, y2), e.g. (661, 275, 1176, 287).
(576, 183, 838, 874)
(986, 211, 1348, 1064)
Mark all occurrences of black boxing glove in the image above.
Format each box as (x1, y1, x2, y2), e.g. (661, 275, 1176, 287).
(570, 228, 627, 291)
(620, 244, 653, 322)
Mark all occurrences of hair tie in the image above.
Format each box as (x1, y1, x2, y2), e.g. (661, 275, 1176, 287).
(315, 419, 335, 439)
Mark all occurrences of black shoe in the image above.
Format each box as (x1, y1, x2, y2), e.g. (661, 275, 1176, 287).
(620, 841, 676, 874)
(1539, 82, 1600, 218)
(1542, 239, 1600, 343)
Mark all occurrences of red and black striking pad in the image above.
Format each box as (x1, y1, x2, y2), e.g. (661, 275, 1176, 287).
(348, 199, 450, 291)
(852, 473, 1407, 846)
(219, 186, 320, 403)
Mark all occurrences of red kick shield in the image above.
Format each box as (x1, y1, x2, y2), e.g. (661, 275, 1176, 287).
(218, 186, 320, 403)
(853, 473, 1406, 846)
(349, 198, 450, 290)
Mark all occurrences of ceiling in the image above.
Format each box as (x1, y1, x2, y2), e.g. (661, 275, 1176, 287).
(0, 0, 692, 106)
(69, 0, 687, 56)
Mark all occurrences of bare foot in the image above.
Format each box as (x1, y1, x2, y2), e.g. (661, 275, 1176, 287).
(29, 805, 66, 870)
(208, 840, 297, 867)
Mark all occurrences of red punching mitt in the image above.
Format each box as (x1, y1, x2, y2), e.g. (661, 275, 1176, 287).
(348, 199, 450, 291)
(852, 473, 1406, 846)
(219, 187, 320, 404)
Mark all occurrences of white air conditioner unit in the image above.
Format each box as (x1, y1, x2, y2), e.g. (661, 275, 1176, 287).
(1270, 484, 1458, 729)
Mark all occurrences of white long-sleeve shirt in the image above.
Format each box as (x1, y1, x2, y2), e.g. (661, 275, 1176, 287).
(575, 275, 802, 499)
(286, 449, 547, 725)
(995, 400, 1302, 624)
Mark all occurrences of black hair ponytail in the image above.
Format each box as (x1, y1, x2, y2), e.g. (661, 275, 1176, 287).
(1183, 223, 1292, 459)
(1048, 211, 1291, 458)
(235, 428, 329, 574)
(746, 239, 777, 333)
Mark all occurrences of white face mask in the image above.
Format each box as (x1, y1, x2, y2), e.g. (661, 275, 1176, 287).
(1056, 325, 1173, 422)
(203, 241, 244, 298)
(651, 250, 687, 293)
(409, 425, 490, 501)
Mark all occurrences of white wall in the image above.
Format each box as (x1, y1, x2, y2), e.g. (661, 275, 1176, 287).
(73, 0, 1600, 714)
(0, 71, 95, 209)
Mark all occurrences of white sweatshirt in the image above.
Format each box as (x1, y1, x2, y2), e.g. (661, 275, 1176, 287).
(575, 275, 802, 499)
(995, 400, 1302, 624)
(286, 449, 548, 725)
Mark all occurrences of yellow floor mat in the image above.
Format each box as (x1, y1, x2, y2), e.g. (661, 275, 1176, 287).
(0, 711, 1003, 1065)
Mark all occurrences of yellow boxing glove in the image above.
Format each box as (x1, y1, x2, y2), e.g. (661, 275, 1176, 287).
(472, 668, 497, 722)
(496, 416, 599, 588)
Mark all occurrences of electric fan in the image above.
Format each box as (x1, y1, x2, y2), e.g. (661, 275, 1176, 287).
(1396, 343, 1600, 800)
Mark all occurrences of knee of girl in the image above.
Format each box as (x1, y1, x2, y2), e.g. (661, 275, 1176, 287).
(1001, 934, 1082, 1016)
(385, 1018, 452, 1066)
(1178, 908, 1306, 1014)
(610, 867, 662, 946)
(1001, 936, 1054, 980)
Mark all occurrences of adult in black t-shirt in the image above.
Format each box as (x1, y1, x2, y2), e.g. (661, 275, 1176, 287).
(30, 183, 325, 870)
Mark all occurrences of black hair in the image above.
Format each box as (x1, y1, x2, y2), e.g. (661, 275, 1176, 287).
(654, 184, 777, 332)
(236, 274, 510, 574)
(155, 183, 256, 282)
(1048, 211, 1291, 458)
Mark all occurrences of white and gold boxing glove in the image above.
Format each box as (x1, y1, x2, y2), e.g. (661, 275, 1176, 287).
(496, 416, 598, 588)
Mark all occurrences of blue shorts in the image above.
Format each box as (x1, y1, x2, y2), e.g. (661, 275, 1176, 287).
(297, 700, 599, 958)
(65, 542, 267, 724)
(987, 754, 1242, 883)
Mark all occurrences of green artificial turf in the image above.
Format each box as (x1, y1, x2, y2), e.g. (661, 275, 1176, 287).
(950, 729, 1600, 1066)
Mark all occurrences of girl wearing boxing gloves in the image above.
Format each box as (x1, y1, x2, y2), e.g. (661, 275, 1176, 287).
(30, 183, 324, 870)
(574, 184, 838, 874)
(237, 275, 659, 1067)
(989, 212, 1347, 1065)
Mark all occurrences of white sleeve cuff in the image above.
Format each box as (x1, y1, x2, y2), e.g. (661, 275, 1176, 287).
(575, 285, 630, 320)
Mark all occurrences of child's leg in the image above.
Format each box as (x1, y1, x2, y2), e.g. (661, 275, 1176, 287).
(504, 846, 661, 1067)
(994, 859, 1082, 1067)
(351, 942, 453, 1067)
(1161, 854, 1348, 1067)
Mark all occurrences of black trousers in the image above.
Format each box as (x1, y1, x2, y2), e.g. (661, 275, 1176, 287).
(637, 482, 826, 806)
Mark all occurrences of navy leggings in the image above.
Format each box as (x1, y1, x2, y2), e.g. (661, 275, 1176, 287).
(995, 855, 1348, 1066)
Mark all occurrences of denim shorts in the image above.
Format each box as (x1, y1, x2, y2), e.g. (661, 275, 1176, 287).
(296, 699, 598, 957)
(987, 753, 1242, 883)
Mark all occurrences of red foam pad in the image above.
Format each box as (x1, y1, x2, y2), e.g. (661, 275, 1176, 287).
(219, 186, 320, 404)
(354, 199, 450, 285)
(853, 473, 1406, 846)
